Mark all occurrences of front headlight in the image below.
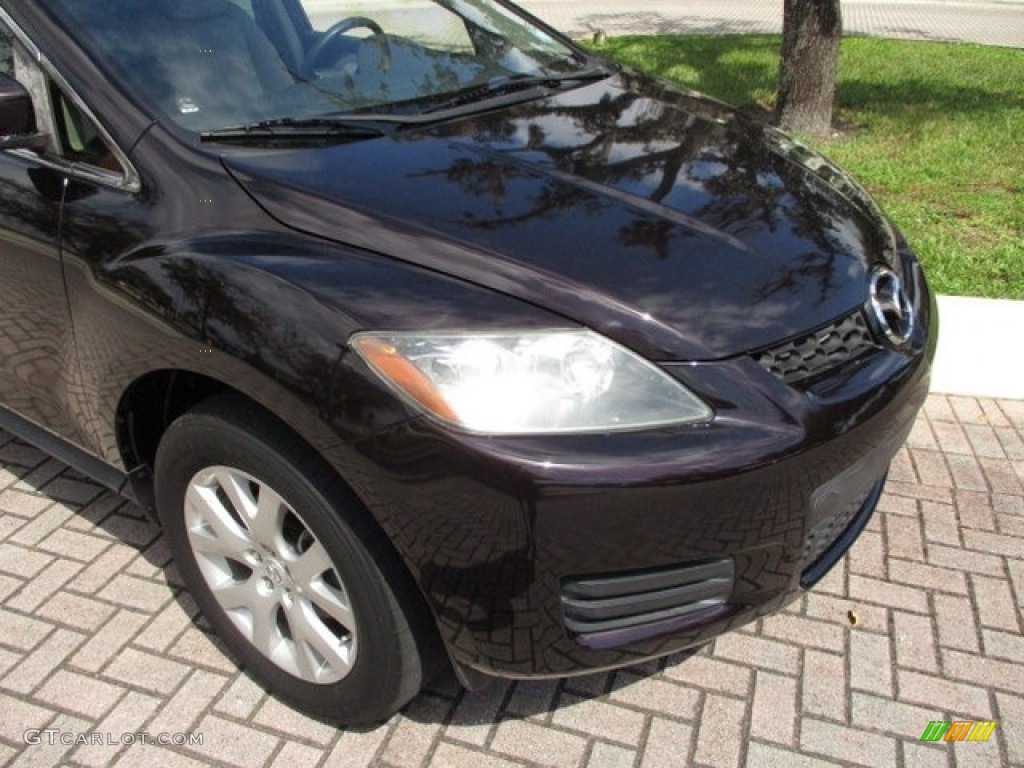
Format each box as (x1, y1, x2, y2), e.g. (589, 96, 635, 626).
(351, 329, 712, 434)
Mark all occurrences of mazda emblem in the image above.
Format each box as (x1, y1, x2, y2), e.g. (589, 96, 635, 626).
(869, 267, 914, 346)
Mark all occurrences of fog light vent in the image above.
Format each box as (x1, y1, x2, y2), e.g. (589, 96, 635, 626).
(561, 558, 733, 634)
(801, 477, 885, 588)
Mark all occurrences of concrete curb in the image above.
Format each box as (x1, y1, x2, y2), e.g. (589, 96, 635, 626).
(932, 295, 1024, 400)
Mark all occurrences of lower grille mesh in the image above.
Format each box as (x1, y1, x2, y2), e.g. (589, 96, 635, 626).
(801, 477, 886, 588)
(802, 486, 874, 569)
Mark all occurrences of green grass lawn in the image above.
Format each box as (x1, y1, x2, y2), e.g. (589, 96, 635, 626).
(592, 35, 1024, 299)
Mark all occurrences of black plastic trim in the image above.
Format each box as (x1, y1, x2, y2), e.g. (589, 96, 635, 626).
(0, 405, 133, 500)
(562, 558, 734, 634)
(563, 578, 733, 622)
(562, 559, 734, 600)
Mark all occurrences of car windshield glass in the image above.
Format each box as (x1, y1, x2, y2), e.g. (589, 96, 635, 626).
(46, 0, 593, 133)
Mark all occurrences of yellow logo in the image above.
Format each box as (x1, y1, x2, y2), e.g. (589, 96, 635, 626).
(920, 720, 997, 742)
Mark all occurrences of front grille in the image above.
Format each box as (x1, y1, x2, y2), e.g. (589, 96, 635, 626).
(754, 310, 878, 385)
(561, 558, 733, 635)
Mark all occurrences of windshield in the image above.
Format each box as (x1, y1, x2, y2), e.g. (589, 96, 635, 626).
(48, 0, 590, 132)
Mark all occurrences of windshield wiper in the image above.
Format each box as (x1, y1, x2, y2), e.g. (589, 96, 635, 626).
(504, 66, 613, 90)
(200, 67, 613, 141)
(418, 67, 612, 116)
(199, 116, 404, 143)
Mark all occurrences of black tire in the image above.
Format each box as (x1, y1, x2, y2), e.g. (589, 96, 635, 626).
(154, 395, 430, 724)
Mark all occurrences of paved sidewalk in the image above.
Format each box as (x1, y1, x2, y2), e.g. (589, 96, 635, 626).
(518, 0, 1024, 47)
(1, 392, 1023, 768)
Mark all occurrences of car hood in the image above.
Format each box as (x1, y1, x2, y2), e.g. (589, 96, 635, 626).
(223, 71, 895, 361)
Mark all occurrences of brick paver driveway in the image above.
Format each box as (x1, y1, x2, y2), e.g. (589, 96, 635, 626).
(1, 394, 1022, 767)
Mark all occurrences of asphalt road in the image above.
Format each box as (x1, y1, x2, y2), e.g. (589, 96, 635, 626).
(517, 0, 1024, 47)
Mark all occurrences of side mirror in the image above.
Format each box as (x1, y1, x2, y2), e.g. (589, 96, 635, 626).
(0, 72, 49, 150)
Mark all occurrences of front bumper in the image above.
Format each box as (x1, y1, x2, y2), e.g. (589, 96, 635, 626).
(328, 243, 935, 681)
(334, 323, 930, 680)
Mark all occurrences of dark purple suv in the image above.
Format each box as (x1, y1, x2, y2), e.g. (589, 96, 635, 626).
(0, 0, 934, 723)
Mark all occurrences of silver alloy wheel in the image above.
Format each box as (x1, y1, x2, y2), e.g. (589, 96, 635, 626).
(184, 465, 357, 684)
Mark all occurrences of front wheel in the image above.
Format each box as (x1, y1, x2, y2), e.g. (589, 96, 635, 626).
(154, 396, 431, 723)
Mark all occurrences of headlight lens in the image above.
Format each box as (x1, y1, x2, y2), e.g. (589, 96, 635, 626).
(351, 329, 712, 434)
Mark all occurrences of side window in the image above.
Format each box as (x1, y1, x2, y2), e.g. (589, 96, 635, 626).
(49, 85, 124, 175)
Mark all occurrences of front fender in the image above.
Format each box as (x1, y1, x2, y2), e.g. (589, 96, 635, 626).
(68, 229, 568, 469)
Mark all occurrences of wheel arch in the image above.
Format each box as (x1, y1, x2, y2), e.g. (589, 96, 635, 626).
(115, 368, 448, 677)
(115, 368, 226, 515)
(115, 367, 367, 536)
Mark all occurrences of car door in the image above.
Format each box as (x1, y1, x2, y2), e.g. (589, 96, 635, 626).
(0, 19, 77, 438)
(0, 12, 142, 453)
